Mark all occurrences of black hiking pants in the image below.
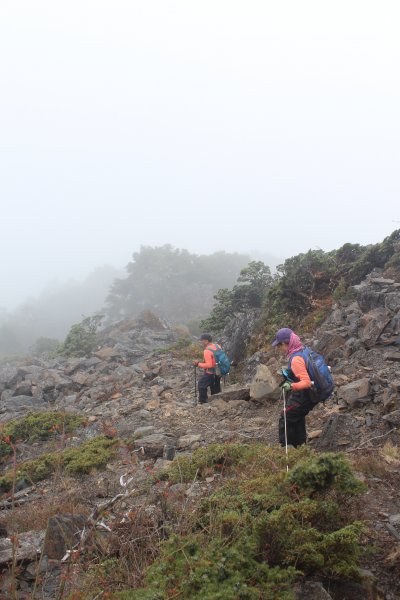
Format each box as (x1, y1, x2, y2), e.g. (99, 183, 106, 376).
(279, 390, 315, 448)
(198, 373, 221, 403)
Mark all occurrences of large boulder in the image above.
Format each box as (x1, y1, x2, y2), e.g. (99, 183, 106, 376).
(250, 365, 280, 401)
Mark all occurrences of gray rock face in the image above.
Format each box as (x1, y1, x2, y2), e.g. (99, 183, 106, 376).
(221, 309, 261, 364)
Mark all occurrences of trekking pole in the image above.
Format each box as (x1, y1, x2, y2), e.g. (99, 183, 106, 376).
(194, 365, 197, 400)
(282, 388, 289, 473)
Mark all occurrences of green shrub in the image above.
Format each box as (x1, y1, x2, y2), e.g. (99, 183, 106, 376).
(122, 445, 365, 599)
(63, 436, 117, 475)
(57, 315, 103, 357)
(288, 452, 366, 495)
(201, 261, 273, 332)
(0, 412, 85, 463)
(0, 436, 117, 493)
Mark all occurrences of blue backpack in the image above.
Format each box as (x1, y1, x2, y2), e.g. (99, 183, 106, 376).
(208, 344, 231, 377)
(289, 347, 334, 403)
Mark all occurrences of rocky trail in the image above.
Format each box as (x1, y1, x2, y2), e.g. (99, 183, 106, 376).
(0, 270, 400, 599)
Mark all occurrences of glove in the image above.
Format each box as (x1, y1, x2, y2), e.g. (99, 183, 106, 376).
(281, 382, 292, 392)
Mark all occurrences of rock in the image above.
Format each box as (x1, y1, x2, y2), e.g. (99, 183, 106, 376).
(382, 410, 400, 426)
(358, 309, 391, 348)
(150, 385, 164, 397)
(178, 434, 202, 448)
(385, 352, 400, 362)
(0, 394, 44, 418)
(0, 530, 45, 565)
(308, 429, 323, 440)
(243, 351, 271, 383)
(214, 385, 251, 402)
(133, 426, 156, 437)
(389, 514, 400, 527)
(338, 378, 370, 405)
(0, 365, 19, 391)
(221, 308, 261, 364)
(146, 398, 160, 411)
(13, 380, 33, 396)
(294, 581, 333, 599)
(134, 434, 175, 459)
(249, 365, 280, 401)
(356, 287, 384, 312)
(315, 332, 347, 362)
(370, 277, 395, 285)
(334, 374, 350, 386)
(94, 347, 122, 360)
(71, 372, 96, 386)
(209, 398, 229, 415)
(314, 414, 362, 451)
(153, 458, 172, 471)
(43, 514, 86, 559)
(385, 291, 400, 313)
(1, 389, 13, 402)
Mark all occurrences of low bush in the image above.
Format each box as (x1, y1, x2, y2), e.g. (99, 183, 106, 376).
(57, 315, 103, 357)
(117, 445, 366, 599)
(0, 411, 85, 462)
(0, 436, 117, 494)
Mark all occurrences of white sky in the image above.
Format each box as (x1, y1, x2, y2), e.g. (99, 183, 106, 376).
(1, 0, 400, 308)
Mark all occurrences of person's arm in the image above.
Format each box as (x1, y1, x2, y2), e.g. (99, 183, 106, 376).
(198, 348, 214, 370)
(290, 356, 312, 391)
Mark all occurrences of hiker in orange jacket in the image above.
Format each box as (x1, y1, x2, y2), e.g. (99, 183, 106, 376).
(193, 333, 222, 404)
(272, 327, 314, 447)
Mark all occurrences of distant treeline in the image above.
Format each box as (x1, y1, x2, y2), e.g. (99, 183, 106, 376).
(106, 245, 252, 325)
(0, 266, 120, 356)
(1, 246, 273, 357)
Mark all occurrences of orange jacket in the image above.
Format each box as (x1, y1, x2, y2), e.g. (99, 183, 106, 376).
(290, 355, 312, 391)
(198, 343, 219, 374)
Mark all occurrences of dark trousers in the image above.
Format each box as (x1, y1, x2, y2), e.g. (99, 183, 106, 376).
(198, 373, 221, 403)
(279, 391, 315, 448)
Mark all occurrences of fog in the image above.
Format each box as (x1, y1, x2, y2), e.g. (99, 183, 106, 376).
(1, 0, 400, 311)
